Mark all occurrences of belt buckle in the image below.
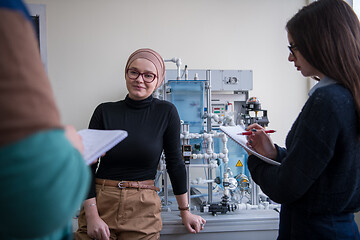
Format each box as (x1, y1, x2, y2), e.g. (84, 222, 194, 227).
(118, 181, 126, 189)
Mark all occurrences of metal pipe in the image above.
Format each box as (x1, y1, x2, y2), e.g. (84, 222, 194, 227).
(181, 123, 190, 145)
(164, 58, 182, 80)
(206, 70, 212, 133)
(187, 164, 216, 168)
(186, 164, 191, 211)
(206, 70, 213, 204)
(250, 180, 260, 205)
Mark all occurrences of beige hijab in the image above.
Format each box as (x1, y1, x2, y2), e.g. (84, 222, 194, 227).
(0, 10, 61, 147)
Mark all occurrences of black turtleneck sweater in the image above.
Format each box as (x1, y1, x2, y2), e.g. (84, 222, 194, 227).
(86, 95, 187, 199)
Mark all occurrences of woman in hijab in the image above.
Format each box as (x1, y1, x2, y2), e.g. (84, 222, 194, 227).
(75, 48, 206, 240)
(0, 0, 90, 239)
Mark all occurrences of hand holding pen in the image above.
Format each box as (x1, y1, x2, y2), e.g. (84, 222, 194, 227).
(245, 123, 277, 160)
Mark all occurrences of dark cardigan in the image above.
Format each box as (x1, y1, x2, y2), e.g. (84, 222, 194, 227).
(248, 83, 360, 214)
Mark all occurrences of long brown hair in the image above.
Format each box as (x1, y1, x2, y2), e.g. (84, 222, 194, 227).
(286, 0, 360, 136)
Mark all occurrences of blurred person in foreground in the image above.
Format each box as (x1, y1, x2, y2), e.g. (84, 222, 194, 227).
(0, 0, 91, 239)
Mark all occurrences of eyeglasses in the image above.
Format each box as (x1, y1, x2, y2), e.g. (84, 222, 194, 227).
(288, 44, 298, 57)
(126, 68, 157, 83)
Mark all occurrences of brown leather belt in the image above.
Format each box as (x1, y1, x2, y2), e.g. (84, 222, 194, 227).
(95, 178, 160, 192)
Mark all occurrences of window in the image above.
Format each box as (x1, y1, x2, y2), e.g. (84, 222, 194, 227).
(26, 4, 47, 72)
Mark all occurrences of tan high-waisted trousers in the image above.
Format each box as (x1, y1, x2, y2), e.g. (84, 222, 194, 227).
(75, 182, 162, 240)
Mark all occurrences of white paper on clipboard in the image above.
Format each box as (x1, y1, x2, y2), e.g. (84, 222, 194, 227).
(78, 129, 128, 165)
(219, 125, 281, 166)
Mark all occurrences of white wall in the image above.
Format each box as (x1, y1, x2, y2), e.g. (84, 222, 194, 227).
(24, 0, 307, 146)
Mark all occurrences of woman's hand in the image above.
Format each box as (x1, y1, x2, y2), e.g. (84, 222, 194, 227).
(83, 198, 110, 240)
(246, 123, 277, 160)
(180, 210, 206, 234)
(86, 215, 110, 240)
(64, 125, 99, 164)
(64, 125, 84, 155)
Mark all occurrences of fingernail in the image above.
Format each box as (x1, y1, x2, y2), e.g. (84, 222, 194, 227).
(251, 129, 257, 132)
(249, 140, 253, 144)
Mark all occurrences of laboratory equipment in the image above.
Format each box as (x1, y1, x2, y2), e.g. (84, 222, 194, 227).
(155, 58, 280, 239)
(242, 96, 269, 127)
(154, 58, 279, 239)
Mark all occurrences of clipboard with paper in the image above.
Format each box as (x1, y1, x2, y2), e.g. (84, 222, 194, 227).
(219, 125, 281, 166)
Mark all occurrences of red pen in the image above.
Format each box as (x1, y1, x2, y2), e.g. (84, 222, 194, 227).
(238, 130, 276, 135)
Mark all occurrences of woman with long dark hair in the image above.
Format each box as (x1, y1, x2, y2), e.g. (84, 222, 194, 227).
(246, 0, 360, 239)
